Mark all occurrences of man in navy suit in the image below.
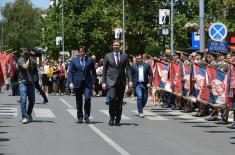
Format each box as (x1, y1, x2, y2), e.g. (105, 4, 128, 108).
(68, 47, 96, 124)
(131, 54, 153, 117)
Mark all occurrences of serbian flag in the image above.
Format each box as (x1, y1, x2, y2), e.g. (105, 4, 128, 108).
(201, 65, 228, 105)
(0, 62, 4, 86)
(191, 63, 207, 100)
(228, 63, 235, 109)
(0, 52, 7, 81)
(170, 62, 182, 95)
(157, 61, 172, 92)
(182, 64, 191, 97)
(6, 53, 16, 79)
(152, 62, 160, 88)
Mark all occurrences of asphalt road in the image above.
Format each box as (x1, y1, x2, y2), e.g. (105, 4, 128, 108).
(0, 93, 235, 155)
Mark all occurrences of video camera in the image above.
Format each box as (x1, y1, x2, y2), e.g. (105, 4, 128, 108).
(23, 48, 44, 59)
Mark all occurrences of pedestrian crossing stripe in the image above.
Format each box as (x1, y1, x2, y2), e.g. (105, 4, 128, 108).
(100, 110, 131, 120)
(0, 107, 17, 117)
(34, 108, 56, 118)
(132, 110, 168, 120)
(168, 111, 206, 122)
(67, 109, 94, 119)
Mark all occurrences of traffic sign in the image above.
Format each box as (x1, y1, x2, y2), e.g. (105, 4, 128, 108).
(192, 32, 200, 49)
(208, 41, 228, 52)
(209, 23, 227, 42)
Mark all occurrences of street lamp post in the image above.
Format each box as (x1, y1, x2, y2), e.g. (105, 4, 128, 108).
(170, 0, 174, 55)
(122, 0, 125, 53)
(62, 0, 65, 63)
(1, 6, 3, 49)
(199, 0, 205, 53)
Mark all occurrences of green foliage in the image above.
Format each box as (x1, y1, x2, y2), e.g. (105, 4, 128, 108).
(1, 0, 42, 51)
(2, 0, 235, 58)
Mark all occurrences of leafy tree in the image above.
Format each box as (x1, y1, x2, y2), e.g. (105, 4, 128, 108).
(1, 0, 42, 51)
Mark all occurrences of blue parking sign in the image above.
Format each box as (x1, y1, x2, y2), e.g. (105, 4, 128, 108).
(209, 23, 227, 42)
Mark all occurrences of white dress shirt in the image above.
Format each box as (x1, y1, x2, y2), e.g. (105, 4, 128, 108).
(138, 64, 144, 82)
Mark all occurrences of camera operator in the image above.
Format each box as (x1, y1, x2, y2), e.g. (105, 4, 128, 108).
(30, 50, 48, 104)
(17, 48, 35, 124)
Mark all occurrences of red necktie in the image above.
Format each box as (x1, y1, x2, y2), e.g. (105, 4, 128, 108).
(116, 53, 120, 65)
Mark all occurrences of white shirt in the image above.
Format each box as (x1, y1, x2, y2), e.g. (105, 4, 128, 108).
(138, 64, 144, 82)
(113, 52, 120, 65)
(43, 65, 49, 74)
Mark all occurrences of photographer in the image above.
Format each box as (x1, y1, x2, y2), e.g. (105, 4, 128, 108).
(17, 48, 35, 124)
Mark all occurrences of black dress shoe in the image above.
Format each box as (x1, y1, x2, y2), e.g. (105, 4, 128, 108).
(42, 99, 48, 104)
(84, 116, 90, 124)
(78, 118, 83, 124)
(109, 118, 114, 126)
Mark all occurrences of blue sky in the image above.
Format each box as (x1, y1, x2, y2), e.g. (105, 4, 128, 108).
(0, 0, 51, 19)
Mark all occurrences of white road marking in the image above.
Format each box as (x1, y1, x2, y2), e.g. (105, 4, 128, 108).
(0, 107, 17, 117)
(88, 124, 131, 155)
(167, 111, 206, 122)
(34, 108, 56, 118)
(132, 110, 168, 120)
(67, 109, 94, 119)
(100, 110, 131, 120)
(59, 98, 73, 109)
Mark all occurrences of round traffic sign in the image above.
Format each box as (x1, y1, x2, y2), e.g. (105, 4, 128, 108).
(209, 23, 227, 42)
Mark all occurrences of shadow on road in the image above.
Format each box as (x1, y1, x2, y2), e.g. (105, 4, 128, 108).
(31, 120, 55, 123)
(192, 125, 220, 128)
(205, 131, 235, 133)
(120, 123, 139, 126)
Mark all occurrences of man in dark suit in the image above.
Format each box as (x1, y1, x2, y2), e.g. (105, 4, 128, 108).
(102, 40, 132, 126)
(162, 11, 170, 25)
(132, 54, 153, 117)
(68, 47, 96, 124)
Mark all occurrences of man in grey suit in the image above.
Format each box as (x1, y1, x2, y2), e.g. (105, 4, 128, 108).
(102, 40, 132, 126)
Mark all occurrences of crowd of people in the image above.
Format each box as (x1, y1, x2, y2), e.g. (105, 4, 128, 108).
(0, 41, 235, 127)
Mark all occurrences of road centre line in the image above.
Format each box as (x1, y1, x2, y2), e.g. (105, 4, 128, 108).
(88, 124, 131, 155)
(59, 98, 73, 109)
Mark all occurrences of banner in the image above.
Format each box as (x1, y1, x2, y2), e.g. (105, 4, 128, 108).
(157, 61, 172, 92)
(152, 62, 160, 88)
(170, 63, 182, 95)
(182, 64, 191, 97)
(200, 65, 227, 105)
(228, 63, 235, 109)
(0, 52, 7, 83)
(191, 63, 207, 100)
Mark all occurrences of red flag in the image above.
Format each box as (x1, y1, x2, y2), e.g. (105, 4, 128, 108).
(152, 62, 160, 87)
(6, 53, 16, 79)
(170, 62, 182, 96)
(0, 52, 7, 82)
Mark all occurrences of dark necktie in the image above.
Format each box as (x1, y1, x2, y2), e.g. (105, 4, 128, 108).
(81, 58, 85, 69)
(115, 53, 120, 65)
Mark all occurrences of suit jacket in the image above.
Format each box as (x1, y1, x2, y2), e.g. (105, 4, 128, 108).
(131, 62, 153, 89)
(102, 52, 132, 87)
(68, 56, 96, 89)
(162, 15, 169, 25)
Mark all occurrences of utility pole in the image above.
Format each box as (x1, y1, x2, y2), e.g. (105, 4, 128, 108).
(170, 0, 174, 55)
(199, 0, 205, 53)
(1, 6, 3, 49)
(62, 0, 65, 62)
(122, 0, 125, 53)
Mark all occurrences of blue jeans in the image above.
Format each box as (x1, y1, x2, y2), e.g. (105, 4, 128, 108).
(135, 83, 148, 113)
(19, 83, 35, 119)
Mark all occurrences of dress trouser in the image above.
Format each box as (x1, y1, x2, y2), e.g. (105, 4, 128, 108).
(108, 80, 125, 121)
(34, 81, 48, 101)
(75, 81, 92, 119)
